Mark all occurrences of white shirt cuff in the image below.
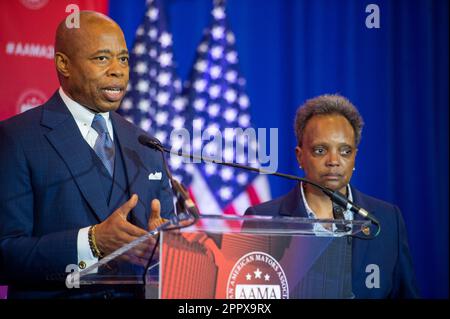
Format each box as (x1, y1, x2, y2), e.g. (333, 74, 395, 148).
(77, 226, 98, 269)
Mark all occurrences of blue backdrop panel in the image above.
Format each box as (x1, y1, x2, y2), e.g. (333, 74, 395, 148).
(110, 0, 448, 298)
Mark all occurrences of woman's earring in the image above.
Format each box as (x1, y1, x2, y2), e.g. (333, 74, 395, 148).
(353, 167, 356, 171)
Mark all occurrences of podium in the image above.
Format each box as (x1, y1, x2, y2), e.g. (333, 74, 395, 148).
(77, 214, 370, 299)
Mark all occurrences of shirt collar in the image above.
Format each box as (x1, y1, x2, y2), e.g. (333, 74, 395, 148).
(58, 87, 110, 128)
(300, 182, 354, 220)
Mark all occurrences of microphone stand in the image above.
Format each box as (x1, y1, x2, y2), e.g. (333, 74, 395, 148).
(139, 135, 381, 238)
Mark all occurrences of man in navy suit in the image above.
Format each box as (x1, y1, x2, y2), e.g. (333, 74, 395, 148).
(0, 12, 173, 298)
(246, 94, 419, 298)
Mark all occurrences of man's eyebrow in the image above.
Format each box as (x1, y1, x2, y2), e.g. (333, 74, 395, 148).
(92, 49, 129, 55)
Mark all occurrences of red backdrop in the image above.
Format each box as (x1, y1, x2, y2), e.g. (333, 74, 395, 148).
(0, 0, 108, 298)
(0, 0, 108, 121)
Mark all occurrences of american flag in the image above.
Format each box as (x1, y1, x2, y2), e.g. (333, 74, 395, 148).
(120, 0, 271, 217)
(183, 0, 271, 215)
(119, 0, 191, 185)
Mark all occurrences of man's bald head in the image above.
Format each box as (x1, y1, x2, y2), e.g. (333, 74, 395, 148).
(55, 11, 122, 58)
(54, 11, 129, 113)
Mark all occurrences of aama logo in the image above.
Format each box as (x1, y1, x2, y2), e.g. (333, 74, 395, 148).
(227, 251, 288, 299)
(16, 89, 47, 114)
(20, 0, 49, 10)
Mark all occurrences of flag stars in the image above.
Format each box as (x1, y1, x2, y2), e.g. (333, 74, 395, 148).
(225, 89, 237, 103)
(121, 98, 132, 110)
(155, 111, 168, 125)
(211, 26, 225, 39)
(236, 173, 248, 185)
(138, 99, 150, 112)
(193, 118, 205, 130)
(158, 52, 172, 67)
(254, 268, 262, 279)
(136, 26, 144, 36)
(171, 116, 185, 129)
(170, 156, 182, 169)
(212, 6, 225, 20)
(208, 85, 221, 99)
(246, 273, 252, 281)
(194, 79, 207, 92)
(211, 46, 223, 59)
(135, 62, 148, 74)
(209, 65, 222, 79)
(226, 51, 238, 64)
(208, 103, 220, 117)
(219, 187, 233, 200)
(226, 32, 235, 44)
(194, 98, 206, 111)
(157, 72, 171, 86)
(147, 7, 159, 21)
(239, 95, 250, 108)
(225, 70, 237, 82)
(264, 274, 270, 281)
(174, 79, 182, 91)
(134, 43, 146, 55)
(195, 60, 208, 72)
(223, 148, 234, 162)
(137, 80, 149, 93)
(156, 91, 170, 105)
(205, 163, 217, 175)
(198, 42, 208, 53)
(173, 97, 186, 111)
(139, 118, 151, 131)
(239, 114, 250, 127)
(148, 28, 158, 39)
(155, 131, 167, 144)
(159, 32, 172, 47)
(224, 108, 238, 122)
(221, 168, 234, 183)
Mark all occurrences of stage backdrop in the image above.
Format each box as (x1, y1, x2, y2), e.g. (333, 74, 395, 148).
(110, 0, 448, 299)
(0, 0, 448, 299)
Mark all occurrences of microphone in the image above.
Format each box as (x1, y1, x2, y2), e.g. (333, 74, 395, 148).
(138, 134, 380, 233)
(138, 135, 199, 220)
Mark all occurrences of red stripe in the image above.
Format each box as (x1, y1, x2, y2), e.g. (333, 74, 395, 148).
(246, 184, 261, 206)
(187, 186, 205, 228)
(223, 204, 237, 215)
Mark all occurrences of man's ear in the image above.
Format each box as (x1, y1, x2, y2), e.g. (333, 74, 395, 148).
(55, 52, 70, 78)
(295, 146, 303, 167)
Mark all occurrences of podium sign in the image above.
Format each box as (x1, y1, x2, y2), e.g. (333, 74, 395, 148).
(159, 215, 369, 299)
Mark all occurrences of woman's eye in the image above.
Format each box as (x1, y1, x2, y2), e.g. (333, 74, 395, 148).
(341, 148, 353, 156)
(314, 148, 326, 155)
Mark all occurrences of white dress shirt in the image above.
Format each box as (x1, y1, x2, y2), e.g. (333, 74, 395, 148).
(59, 87, 114, 269)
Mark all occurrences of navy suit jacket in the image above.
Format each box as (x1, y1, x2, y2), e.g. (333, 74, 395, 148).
(245, 183, 419, 299)
(0, 92, 173, 297)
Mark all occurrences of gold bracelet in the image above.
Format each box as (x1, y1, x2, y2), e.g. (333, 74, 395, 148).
(88, 225, 104, 258)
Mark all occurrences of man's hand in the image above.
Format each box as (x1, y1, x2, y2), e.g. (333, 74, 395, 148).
(95, 194, 152, 257)
(148, 199, 168, 231)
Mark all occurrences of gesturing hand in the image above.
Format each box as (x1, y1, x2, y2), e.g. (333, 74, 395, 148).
(95, 194, 154, 257)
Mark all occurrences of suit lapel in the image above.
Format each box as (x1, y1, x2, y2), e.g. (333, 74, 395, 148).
(110, 112, 149, 227)
(41, 92, 110, 222)
(280, 183, 309, 218)
(350, 187, 372, 277)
